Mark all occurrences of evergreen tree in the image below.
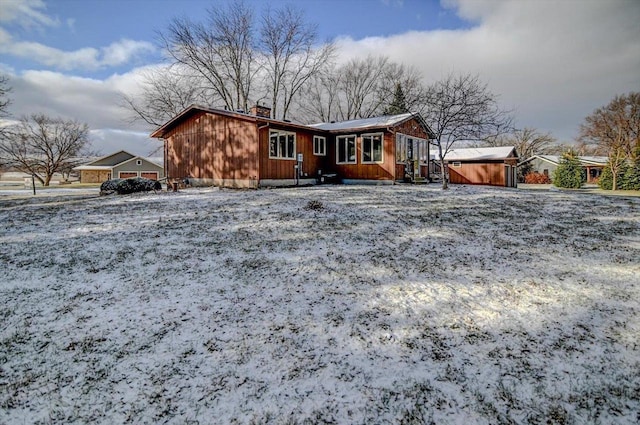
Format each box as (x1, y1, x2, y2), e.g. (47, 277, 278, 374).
(553, 151, 583, 188)
(384, 83, 408, 115)
(621, 158, 640, 190)
(598, 164, 614, 190)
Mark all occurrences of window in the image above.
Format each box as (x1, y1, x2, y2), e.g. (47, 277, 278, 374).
(418, 140, 428, 164)
(396, 134, 407, 163)
(336, 135, 356, 164)
(313, 136, 326, 156)
(269, 130, 296, 159)
(362, 133, 383, 163)
(136, 159, 142, 166)
(397, 134, 428, 163)
(452, 161, 462, 168)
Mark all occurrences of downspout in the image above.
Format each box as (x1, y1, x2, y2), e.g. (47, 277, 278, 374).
(256, 122, 270, 188)
(387, 127, 396, 183)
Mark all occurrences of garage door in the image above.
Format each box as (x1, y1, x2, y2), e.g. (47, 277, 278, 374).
(141, 172, 159, 180)
(119, 172, 137, 178)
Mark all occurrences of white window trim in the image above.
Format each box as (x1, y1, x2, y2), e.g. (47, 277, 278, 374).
(361, 132, 384, 164)
(269, 130, 297, 160)
(397, 133, 429, 164)
(451, 161, 462, 168)
(336, 134, 357, 164)
(313, 135, 326, 156)
(136, 159, 142, 166)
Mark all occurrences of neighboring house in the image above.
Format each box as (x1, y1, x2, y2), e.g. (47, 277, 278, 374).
(519, 155, 608, 183)
(74, 151, 164, 183)
(434, 146, 518, 187)
(150, 105, 435, 188)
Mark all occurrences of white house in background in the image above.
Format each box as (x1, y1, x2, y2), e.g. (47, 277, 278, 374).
(519, 155, 608, 183)
(74, 150, 164, 183)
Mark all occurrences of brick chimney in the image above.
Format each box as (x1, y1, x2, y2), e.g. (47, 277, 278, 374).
(250, 104, 271, 119)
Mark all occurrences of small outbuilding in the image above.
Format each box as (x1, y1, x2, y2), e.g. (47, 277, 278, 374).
(438, 146, 518, 187)
(74, 151, 164, 183)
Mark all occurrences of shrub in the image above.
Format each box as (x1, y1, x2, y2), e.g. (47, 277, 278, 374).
(524, 172, 551, 184)
(100, 177, 161, 195)
(553, 152, 583, 188)
(304, 200, 324, 211)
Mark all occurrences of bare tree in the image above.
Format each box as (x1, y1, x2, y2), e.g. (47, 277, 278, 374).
(159, 1, 256, 113)
(260, 5, 335, 120)
(295, 57, 427, 123)
(0, 74, 12, 173)
(485, 127, 555, 157)
(0, 74, 10, 118)
(578, 92, 640, 190)
(123, 66, 211, 127)
(335, 56, 390, 120)
(421, 73, 513, 189)
(295, 71, 341, 123)
(0, 114, 90, 186)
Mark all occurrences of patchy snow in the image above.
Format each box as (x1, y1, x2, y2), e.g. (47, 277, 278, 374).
(1, 185, 638, 424)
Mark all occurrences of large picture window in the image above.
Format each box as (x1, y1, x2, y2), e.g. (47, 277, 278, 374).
(337, 135, 357, 164)
(313, 136, 326, 156)
(396, 133, 428, 163)
(362, 133, 383, 163)
(396, 134, 407, 163)
(269, 130, 296, 159)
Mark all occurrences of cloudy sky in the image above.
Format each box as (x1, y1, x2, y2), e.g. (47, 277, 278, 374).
(1, 0, 638, 157)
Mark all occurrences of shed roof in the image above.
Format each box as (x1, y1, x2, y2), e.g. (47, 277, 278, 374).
(444, 146, 517, 161)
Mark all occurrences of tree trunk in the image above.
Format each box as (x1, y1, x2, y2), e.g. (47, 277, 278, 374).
(436, 141, 449, 190)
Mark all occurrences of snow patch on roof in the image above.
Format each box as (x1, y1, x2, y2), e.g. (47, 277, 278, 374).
(445, 146, 516, 161)
(309, 113, 414, 131)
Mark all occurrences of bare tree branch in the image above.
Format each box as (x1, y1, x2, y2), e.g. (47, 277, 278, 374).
(0, 114, 90, 186)
(577, 92, 640, 190)
(420, 73, 513, 189)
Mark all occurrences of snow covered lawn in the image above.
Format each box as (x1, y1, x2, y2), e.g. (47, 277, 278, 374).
(1, 185, 638, 424)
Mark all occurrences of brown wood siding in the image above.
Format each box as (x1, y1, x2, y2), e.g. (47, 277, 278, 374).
(393, 118, 430, 140)
(258, 127, 327, 180)
(392, 118, 431, 181)
(449, 162, 505, 186)
(165, 111, 259, 182)
(327, 132, 395, 181)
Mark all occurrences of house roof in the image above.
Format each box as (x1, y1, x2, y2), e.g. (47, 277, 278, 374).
(444, 146, 517, 161)
(151, 106, 436, 139)
(150, 104, 317, 139)
(73, 151, 162, 171)
(519, 154, 609, 166)
(309, 113, 436, 138)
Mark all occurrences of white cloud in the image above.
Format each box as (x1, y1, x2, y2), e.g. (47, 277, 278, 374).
(336, 0, 640, 141)
(0, 0, 59, 28)
(0, 35, 155, 71)
(2, 65, 162, 157)
(89, 128, 163, 157)
(101, 39, 156, 67)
